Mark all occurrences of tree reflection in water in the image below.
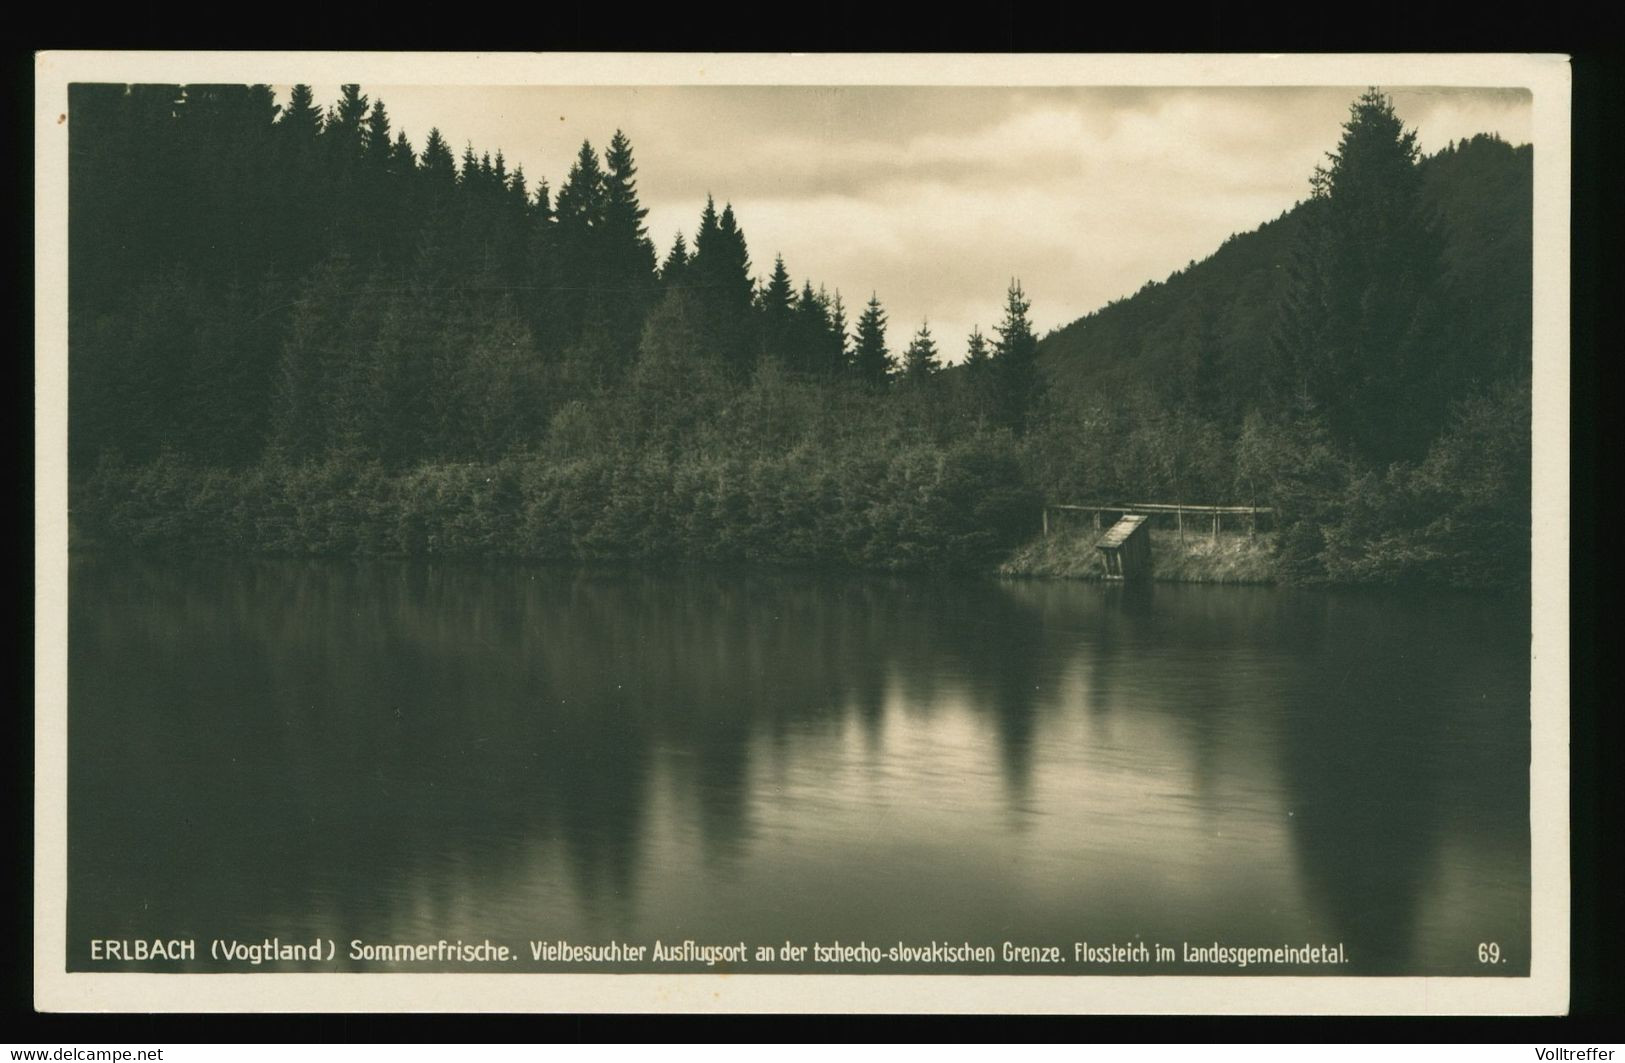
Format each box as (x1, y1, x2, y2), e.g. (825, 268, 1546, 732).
(69, 558, 1529, 974)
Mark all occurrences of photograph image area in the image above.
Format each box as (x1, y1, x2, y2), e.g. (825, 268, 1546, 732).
(41, 57, 1563, 1008)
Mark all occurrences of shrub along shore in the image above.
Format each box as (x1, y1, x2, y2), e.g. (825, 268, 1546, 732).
(70, 431, 1529, 591)
(70, 441, 1042, 574)
(63, 454, 1281, 586)
(71, 461, 1284, 584)
(71, 453, 1282, 584)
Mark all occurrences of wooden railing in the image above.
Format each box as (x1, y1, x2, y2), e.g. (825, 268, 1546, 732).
(1042, 502, 1274, 538)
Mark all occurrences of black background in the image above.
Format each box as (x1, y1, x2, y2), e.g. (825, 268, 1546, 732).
(10, 19, 1620, 1043)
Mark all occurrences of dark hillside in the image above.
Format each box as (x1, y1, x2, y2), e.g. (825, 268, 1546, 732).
(1036, 133, 1532, 419)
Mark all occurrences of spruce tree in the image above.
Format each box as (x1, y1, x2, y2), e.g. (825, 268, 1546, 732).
(852, 294, 894, 387)
(279, 84, 323, 142)
(363, 99, 393, 168)
(964, 326, 990, 373)
(390, 130, 415, 173)
(271, 85, 326, 278)
(554, 140, 607, 230)
(409, 128, 461, 286)
(356, 98, 398, 262)
(961, 325, 994, 426)
(693, 195, 721, 259)
(715, 205, 755, 309)
(418, 129, 458, 187)
(691, 198, 756, 374)
(902, 321, 940, 383)
(322, 85, 369, 193)
(551, 140, 608, 353)
(602, 131, 657, 281)
(992, 279, 1042, 433)
(690, 196, 723, 334)
(523, 177, 557, 350)
(828, 290, 850, 377)
(492, 161, 532, 290)
(1274, 87, 1448, 464)
(599, 130, 659, 374)
(762, 254, 796, 363)
(792, 280, 831, 375)
(660, 231, 692, 290)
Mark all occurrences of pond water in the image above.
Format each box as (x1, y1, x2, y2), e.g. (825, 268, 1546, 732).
(68, 559, 1531, 975)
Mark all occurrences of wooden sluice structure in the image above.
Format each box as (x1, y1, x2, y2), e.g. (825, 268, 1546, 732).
(1039, 501, 1276, 583)
(1094, 514, 1151, 580)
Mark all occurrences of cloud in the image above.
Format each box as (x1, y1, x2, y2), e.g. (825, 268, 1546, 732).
(295, 84, 1532, 361)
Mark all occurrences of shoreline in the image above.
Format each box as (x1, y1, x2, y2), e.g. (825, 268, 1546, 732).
(997, 527, 1279, 584)
(66, 539, 1535, 599)
(68, 460, 1520, 593)
(69, 529, 1280, 585)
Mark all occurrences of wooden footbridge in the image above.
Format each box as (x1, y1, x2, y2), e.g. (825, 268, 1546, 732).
(1042, 501, 1274, 581)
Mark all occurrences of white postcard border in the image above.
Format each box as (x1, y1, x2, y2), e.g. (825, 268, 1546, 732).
(33, 50, 1572, 1016)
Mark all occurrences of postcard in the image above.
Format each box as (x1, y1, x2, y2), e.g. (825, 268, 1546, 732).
(33, 51, 1571, 1014)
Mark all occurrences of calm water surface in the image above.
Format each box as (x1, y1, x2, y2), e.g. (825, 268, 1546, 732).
(68, 559, 1531, 975)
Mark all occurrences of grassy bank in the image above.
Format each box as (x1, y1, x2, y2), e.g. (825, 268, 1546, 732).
(999, 528, 1278, 584)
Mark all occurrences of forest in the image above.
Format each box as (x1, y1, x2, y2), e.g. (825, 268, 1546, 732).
(66, 85, 1534, 588)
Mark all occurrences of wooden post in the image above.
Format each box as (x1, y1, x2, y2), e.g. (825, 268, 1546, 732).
(1042, 506, 1049, 538)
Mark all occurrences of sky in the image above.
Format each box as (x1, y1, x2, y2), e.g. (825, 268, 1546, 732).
(295, 84, 1531, 361)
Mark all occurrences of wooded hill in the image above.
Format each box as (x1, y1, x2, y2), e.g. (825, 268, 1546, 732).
(1036, 131, 1531, 433)
(67, 86, 1534, 588)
